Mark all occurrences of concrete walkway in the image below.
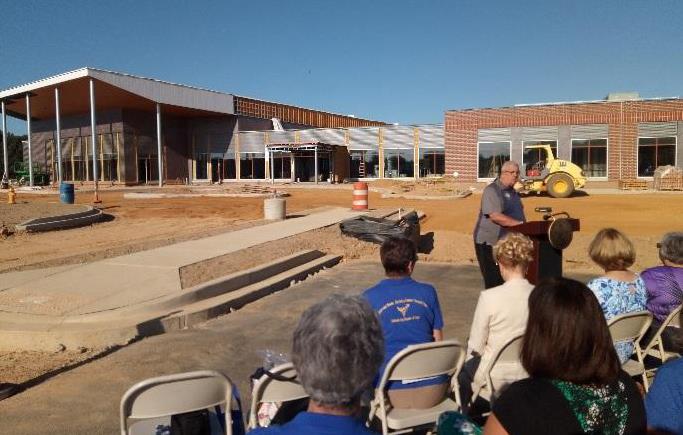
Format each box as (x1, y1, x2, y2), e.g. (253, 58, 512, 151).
(0, 207, 363, 348)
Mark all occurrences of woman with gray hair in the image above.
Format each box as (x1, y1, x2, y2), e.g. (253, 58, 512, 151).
(250, 294, 384, 434)
(641, 231, 683, 351)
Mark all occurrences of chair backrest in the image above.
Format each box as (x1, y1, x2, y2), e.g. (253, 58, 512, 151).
(644, 304, 682, 350)
(120, 370, 233, 435)
(379, 340, 465, 388)
(607, 310, 653, 343)
(481, 333, 525, 397)
(248, 362, 308, 429)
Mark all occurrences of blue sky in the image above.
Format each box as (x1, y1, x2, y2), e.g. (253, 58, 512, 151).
(1, 0, 682, 133)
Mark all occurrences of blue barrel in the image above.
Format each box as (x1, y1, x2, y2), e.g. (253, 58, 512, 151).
(59, 182, 75, 204)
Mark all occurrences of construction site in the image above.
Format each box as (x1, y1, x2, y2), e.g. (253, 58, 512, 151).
(0, 67, 682, 433)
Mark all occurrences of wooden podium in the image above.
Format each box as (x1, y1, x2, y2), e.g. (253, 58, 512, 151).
(511, 219, 580, 284)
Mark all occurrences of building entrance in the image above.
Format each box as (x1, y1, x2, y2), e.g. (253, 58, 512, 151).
(294, 151, 330, 182)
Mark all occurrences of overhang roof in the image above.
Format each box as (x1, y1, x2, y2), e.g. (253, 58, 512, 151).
(0, 67, 235, 120)
(266, 142, 342, 152)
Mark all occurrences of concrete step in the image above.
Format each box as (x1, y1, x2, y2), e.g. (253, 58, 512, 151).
(161, 253, 342, 330)
(0, 251, 341, 351)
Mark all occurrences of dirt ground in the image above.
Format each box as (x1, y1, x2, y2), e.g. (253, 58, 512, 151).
(0, 182, 682, 385)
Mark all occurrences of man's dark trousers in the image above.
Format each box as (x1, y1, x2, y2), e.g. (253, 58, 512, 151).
(474, 242, 504, 289)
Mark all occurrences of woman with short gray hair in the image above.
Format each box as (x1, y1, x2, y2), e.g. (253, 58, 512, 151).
(641, 231, 683, 352)
(249, 294, 383, 434)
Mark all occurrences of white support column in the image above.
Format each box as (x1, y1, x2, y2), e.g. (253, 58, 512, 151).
(26, 94, 34, 186)
(269, 149, 274, 184)
(314, 146, 318, 184)
(55, 88, 62, 183)
(1, 100, 7, 180)
(89, 79, 99, 201)
(156, 103, 163, 187)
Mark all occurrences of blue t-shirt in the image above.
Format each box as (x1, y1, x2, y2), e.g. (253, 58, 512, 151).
(362, 276, 445, 390)
(645, 357, 683, 434)
(248, 411, 374, 435)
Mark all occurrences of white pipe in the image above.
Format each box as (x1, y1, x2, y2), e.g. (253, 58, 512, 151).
(1, 100, 7, 179)
(89, 79, 98, 190)
(314, 146, 318, 184)
(26, 94, 33, 186)
(156, 103, 163, 186)
(55, 87, 62, 183)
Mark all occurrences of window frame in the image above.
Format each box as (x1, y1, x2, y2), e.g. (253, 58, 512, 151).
(570, 137, 608, 180)
(476, 141, 512, 181)
(636, 136, 677, 179)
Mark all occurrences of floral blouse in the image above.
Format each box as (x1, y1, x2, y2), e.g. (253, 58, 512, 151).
(587, 276, 647, 363)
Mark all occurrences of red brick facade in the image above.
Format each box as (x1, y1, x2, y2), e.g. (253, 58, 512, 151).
(445, 99, 683, 182)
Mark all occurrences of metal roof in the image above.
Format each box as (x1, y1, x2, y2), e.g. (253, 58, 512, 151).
(0, 67, 235, 115)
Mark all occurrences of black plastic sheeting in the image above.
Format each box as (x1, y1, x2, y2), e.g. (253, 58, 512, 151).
(339, 211, 420, 245)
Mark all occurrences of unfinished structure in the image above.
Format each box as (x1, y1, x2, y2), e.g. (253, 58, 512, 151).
(0, 68, 383, 186)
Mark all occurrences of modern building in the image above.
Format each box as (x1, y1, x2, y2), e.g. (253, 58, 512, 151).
(0, 68, 383, 185)
(3, 69, 680, 187)
(445, 94, 683, 183)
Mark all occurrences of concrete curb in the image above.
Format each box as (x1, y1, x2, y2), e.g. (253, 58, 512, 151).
(15, 206, 103, 232)
(0, 250, 340, 351)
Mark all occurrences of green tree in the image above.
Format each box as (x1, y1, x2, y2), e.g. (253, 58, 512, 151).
(0, 131, 26, 176)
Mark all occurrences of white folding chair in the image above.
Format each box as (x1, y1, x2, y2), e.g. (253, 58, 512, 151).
(367, 340, 466, 435)
(469, 333, 525, 408)
(643, 304, 682, 363)
(248, 362, 309, 429)
(607, 310, 653, 390)
(120, 370, 235, 435)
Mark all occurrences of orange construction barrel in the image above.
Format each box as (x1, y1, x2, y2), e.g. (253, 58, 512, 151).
(352, 182, 369, 210)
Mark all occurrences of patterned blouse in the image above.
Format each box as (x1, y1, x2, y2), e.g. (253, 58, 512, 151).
(551, 379, 628, 434)
(587, 276, 647, 363)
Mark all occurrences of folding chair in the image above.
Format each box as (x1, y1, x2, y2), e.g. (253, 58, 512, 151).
(248, 362, 309, 429)
(120, 370, 235, 435)
(643, 304, 682, 364)
(469, 333, 525, 408)
(367, 340, 466, 435)
(607, 310, 653, 390)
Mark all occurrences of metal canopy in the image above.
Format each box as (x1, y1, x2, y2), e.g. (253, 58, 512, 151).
(266, 142, 341, 153)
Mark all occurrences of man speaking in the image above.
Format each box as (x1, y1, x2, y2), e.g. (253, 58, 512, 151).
(473, 161, 526, 288)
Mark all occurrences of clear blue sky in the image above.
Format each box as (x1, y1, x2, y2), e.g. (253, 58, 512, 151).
(1, 0, 682, 133)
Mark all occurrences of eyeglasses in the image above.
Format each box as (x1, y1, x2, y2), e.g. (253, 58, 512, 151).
(502, 170, 520, 174)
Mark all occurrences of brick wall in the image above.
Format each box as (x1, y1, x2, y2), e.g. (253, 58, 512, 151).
(445, 99, 683, 182)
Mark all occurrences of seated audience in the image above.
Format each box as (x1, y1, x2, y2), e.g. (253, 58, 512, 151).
(459, 232, 534, 408)
(483, 278, 646, 434)
(362, 236, 446, 409)
(642, 231, 683, 351)
(249, 294, 383, 434)
(645, 309, 683, 434)
(587, 228, 647, 363)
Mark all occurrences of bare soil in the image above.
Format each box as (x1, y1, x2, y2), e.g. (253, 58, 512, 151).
(0, 182, 682, 385)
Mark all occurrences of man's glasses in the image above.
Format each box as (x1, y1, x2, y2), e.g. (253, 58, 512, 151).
(502, 170, 519, 174)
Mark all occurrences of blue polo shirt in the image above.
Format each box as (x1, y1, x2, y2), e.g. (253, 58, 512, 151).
(248, 412, 375, 434)
(362, 276, 445, 389)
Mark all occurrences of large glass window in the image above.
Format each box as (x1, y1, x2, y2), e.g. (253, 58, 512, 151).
(240, 152, 265, 179)
(523, 140, 557, 174)
(419, 149, 445, 177)
(384, 149, 414, 178)
(349, 150, 380, 178)
(271, 152, 292, 179)
(478, 142, 510, 179)
(222, 157, 237, 179)
(571, 139, 607, 178)
(195, 153, 208, 179)
(638, 137, 676, 177)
